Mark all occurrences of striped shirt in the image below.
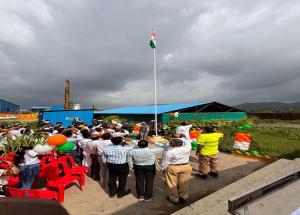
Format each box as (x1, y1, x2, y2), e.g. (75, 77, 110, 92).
(102, 145, 133, 164)
(127, 147, 163, 168)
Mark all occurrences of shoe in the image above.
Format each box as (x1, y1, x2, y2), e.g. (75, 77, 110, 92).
(167, 197, 179, 205)
(137, 196, 144, 201)
(100, 181, 106, 189)
(109, 193, 115, 198)
(198, 174, 208, 180)
(210, 172, 219, 178)
(179, 198, 188, 204)
(144, 194, 155, 201)
(117, 189, 131, 198)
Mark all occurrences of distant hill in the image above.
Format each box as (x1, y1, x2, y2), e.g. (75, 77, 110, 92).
(234, 102, 300, 112)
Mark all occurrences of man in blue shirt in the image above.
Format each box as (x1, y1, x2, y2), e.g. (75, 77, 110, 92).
(103, 137, 132, 198)
(127, 140, 163, 201)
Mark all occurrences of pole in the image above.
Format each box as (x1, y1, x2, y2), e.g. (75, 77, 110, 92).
(153, 42, 158, 136)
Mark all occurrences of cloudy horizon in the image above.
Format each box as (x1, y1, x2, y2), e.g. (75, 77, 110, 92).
(1, 0, 300, 109)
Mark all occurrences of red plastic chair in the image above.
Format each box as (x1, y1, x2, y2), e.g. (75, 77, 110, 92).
(7, 175, 20, 188)
(44, 161, 82, 203)
(58, 156, 88, 187)
(6, 187, 58, 201)
(0, 152, 16, 162)
(41, 155, 56, 167)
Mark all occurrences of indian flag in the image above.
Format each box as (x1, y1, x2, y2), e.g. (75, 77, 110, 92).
(149, 30, 156, 49)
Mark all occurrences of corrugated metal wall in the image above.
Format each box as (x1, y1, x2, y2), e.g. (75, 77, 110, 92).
(40, 110, 94, 127)
(162, 112, 247, 123)
(0, 99, 20, 113)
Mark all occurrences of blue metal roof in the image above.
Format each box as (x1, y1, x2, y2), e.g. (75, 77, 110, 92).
(95, 102, 209, 115)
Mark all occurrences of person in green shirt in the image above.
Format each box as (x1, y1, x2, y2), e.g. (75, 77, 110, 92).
(196, 126, 223, 179)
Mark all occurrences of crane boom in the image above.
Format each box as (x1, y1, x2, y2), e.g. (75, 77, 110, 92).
(64, 80, 70, 110)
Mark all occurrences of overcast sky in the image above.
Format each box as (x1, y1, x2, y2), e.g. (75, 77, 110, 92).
(1, 0, 300, 109)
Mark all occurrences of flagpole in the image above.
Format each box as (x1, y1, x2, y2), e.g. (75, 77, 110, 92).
(153, 43, 158, 136)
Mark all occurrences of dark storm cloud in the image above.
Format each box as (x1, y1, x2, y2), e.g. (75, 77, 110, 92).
(0, 0, 300, 109)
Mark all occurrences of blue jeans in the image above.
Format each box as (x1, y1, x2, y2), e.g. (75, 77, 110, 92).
(19, 163, 41, 189)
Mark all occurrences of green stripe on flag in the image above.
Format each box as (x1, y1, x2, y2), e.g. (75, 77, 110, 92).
(150, 40, 156, 49)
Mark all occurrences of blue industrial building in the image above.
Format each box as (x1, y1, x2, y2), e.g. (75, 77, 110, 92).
(94, 101, 246, 123)
(0, 99, 20, 113)
(39, 110, 94, 127)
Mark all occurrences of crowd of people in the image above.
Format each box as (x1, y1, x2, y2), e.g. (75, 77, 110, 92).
(0, 119, 224, 204)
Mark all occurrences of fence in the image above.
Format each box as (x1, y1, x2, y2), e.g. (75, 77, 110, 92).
(248, 113, 300, 120)
(0, 113, 38, 122)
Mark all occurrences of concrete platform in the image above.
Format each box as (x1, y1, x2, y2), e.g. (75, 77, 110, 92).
(173, 158, 300, 215)
(235, 179, 300, 215)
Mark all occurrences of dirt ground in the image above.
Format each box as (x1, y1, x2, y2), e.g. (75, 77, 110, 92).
(62, 152, 269, 215)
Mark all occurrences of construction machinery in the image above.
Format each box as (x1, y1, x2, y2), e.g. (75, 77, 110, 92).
(64, 80, 73, 110)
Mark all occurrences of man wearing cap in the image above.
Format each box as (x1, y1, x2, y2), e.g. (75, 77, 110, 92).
(161, 137, 192, 204)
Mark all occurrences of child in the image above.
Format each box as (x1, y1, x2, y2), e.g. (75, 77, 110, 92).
(14, 147, 41, 189)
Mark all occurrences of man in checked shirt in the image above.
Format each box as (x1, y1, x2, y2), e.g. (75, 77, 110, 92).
(127, 140, 163, 201)
(102, 136, 133, 198)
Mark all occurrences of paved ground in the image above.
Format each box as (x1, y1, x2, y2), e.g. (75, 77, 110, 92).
(62, 152, 269, 215)
(173, 158, 300, 215)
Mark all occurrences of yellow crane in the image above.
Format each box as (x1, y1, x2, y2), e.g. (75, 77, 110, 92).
(64, 80, 72, 110)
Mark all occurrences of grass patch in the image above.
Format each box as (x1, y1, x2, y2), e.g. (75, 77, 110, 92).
(219, 126, 300, 159)
(251, 132, 300, 159)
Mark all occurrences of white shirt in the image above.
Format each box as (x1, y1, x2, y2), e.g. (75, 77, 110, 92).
(8, 129, 22, 137)
(105, 128, 115, 133)
(78, 138, 94, 167)
(160, 138, 191, 170)
(20, 150, 40, 166)
(176, 125, 192, 138)
(111, 130, 129, 138)
(94, 139, 113, 156)
(78, 138, 93, 152)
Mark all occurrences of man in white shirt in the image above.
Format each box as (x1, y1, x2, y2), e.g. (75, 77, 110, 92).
(111, 129, 129, 138)
(176, 122, 192, 139)
(93, 133, 113, 188)
(8, 125, 22, 137)
(105, 125, 116, 134)
(161, 138, 192, 204)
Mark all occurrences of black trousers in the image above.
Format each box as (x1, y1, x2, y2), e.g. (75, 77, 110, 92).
(107, 163, 129, 195)
(90, 154, 100, 180)
(134, 164, 156, 198)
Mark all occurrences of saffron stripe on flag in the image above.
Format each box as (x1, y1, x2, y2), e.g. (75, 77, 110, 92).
(149, 30, 156, 49)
